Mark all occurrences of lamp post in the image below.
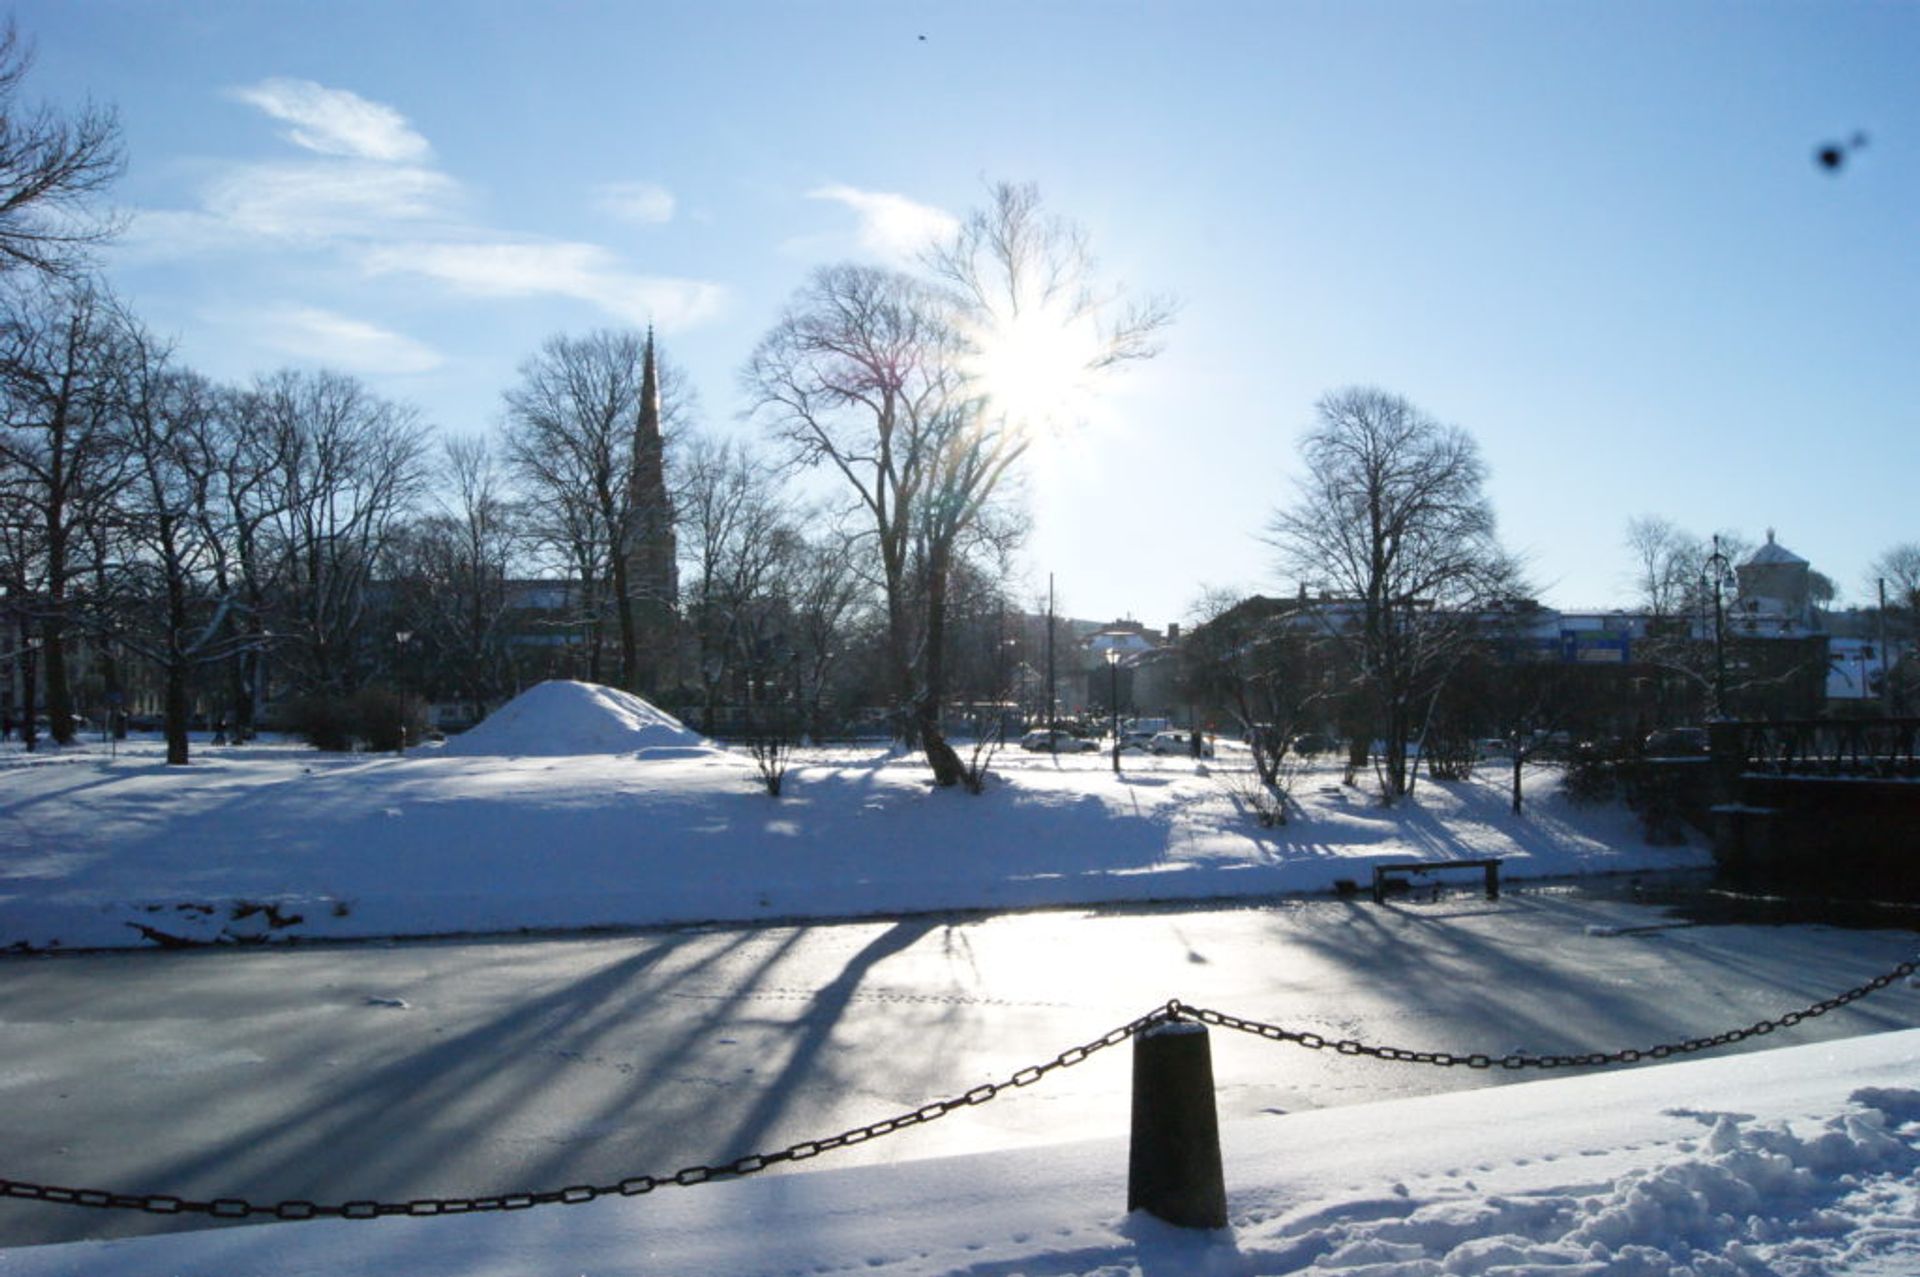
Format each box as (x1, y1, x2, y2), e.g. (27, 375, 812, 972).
(394, 629, 414, 753)
(1705, 537, 1731, 718)
(1106, 647, 1121, 774)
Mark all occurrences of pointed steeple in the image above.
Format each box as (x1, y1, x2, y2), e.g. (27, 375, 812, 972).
(639, 325, 660, 448)
(624, 326, 679, 693)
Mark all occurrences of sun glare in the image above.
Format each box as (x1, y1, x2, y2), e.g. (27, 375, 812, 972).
(963, 298, 1105, 435)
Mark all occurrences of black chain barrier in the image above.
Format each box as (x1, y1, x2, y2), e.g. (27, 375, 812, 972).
(1179, 956, 1920, 1071)
(2, 957, 1913, 1223)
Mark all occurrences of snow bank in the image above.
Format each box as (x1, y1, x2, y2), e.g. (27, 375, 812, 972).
(436, 680, 711, 757)
(13, 1029, 1918, 1276)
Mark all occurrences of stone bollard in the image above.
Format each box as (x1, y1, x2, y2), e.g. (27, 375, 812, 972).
(1127, 1014, 1227, 1229)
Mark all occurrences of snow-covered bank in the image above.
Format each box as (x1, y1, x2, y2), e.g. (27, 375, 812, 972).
(12, 1027, 1918, 1275)
(0, 683, 1707, 951)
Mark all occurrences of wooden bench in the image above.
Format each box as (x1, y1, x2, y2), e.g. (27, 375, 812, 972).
(1372, 858, 1502, 904)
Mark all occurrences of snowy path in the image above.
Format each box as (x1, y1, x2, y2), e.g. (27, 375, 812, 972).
(2, 890, 1914, 1250)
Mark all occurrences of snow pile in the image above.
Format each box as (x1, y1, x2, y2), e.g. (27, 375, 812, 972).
(437, 680, 710, 757)
(1249, 1088, 1920, 1273)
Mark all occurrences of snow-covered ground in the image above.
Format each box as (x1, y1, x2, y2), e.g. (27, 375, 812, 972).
(5, 681, 1914, 1274)
(0, 681, 1705, 952)
(10, 1028, 1919, 1275)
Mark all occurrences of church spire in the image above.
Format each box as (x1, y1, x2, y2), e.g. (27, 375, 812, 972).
(624, 325, 678, 694)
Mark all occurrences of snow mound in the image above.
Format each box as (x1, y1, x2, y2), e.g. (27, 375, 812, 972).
(440, 680, 712, 758)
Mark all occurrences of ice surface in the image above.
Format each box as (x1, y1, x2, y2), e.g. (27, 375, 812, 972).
(12, 1030, 1918, 1276)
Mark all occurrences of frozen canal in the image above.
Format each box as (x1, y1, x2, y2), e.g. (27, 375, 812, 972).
(1, 883, 1915, 1249)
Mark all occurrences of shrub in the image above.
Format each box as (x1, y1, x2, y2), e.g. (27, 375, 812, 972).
(285, 693, 356, 752)
(285, 688, 427, 752)
(353, 686, 428, 753)
(1424, 733, 1476, 781)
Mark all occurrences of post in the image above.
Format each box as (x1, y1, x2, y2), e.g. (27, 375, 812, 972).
(1127, 1016, 1227, 1229)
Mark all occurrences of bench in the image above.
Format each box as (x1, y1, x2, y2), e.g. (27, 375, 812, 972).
(1371, 858, 1501, 904)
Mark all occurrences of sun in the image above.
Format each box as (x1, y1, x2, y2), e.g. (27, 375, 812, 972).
(962, 295, 1105, 434)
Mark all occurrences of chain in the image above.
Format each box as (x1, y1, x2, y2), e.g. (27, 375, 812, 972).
(0, 1004, 1171, 1222)
(1181, 956, 1920, 1072)
(4, 957, 1915, 1223)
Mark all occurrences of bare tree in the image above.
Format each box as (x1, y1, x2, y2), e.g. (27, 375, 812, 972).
(201, 384, 291, 737)
(1267, 387, 1518, 802)
(1869, 543, 1920, 613)
(107, 327, 259, 764)
(0, 279, 127, 743)
(1624, 515, 1704, 620)
(0, 21, 123, 278)
(746, 263, 994, 784)
(749, 183, 1168, 787)
(252, 369, 429, 696)
(676, 434, 801, 732)
(502, 330, 687, 694)
(381, 435, 521, 723)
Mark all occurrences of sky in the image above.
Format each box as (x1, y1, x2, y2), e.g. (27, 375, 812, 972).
(18, 0, 1918, 630)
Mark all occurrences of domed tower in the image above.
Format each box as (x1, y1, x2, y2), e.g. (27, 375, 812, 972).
(1734, 529, 1810, 629)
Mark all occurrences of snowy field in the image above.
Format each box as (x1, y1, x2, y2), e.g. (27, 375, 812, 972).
(0, 681, 1706, 952)
(5, 681, 1916, 1274)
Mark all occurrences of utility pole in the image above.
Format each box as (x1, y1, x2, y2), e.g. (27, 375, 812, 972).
(1046, 573, 1056, 729)
(1879, 578, 1892, 714)
(1707, 535, 1731, 719)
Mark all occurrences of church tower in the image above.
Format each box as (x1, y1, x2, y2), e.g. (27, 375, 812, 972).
(625, 328, 679, 692)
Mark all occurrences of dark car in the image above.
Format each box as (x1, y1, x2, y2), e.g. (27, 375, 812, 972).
(1644, 727, 1709, 756)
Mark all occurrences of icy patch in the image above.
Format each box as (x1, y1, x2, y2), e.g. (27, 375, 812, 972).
(439, 680, 712, 758)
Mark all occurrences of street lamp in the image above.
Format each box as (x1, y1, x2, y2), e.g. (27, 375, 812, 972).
(1106, 647, 1121, 774)
(1705, 537, 1732, 718)
(394, 629, 414, 754)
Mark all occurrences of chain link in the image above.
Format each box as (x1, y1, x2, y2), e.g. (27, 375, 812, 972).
(0, 1004, 1171, 1222)
(1180, 957, 1919, 1073)
(3, 957, 1913, 1223)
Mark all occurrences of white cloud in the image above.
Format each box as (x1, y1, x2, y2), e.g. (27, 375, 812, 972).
(807, 184, 958, 264)
(201, 161, 463, 242)
(595, 181, 676, 225)
(247, 306, 444, 375)
(229, 78, 431, 163)
(357, 240, 726, 329)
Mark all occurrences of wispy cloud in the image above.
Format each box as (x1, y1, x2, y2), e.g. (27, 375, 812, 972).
(807, 184, 957, 264)
(133, 80, 726, 334)
(229, 78, 431, 163)
(201, 161, 462, 242)
(595, 181, 676, 225)
(357, 240, 726, 329)
(246, 305, 444, 374)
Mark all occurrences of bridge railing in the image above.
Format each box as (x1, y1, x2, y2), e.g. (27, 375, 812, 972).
(1732, 718, 1920, 779)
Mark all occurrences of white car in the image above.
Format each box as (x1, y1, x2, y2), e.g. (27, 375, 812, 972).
(1148, 730, 1213, 757)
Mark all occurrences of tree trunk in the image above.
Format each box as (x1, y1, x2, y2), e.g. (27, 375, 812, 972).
(918, 542, 964, 787)
(610, 555, 638, 693)
(163, 658, 191, 766)
(41, 614, 74, 746)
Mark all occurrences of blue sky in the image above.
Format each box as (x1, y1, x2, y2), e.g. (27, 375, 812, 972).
(22, 0, 1918, 628)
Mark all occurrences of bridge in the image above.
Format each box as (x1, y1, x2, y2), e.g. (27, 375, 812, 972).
(1708, 718, 1920, 895)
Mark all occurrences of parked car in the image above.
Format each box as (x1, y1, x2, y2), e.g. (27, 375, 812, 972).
(1148, 730, 1213, 757)
(1475, 737, 1512, 759)
(1644, 727, 1709, 756)
(1291, 732, 1336, 755)
(1020, 728, 1099, 753)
